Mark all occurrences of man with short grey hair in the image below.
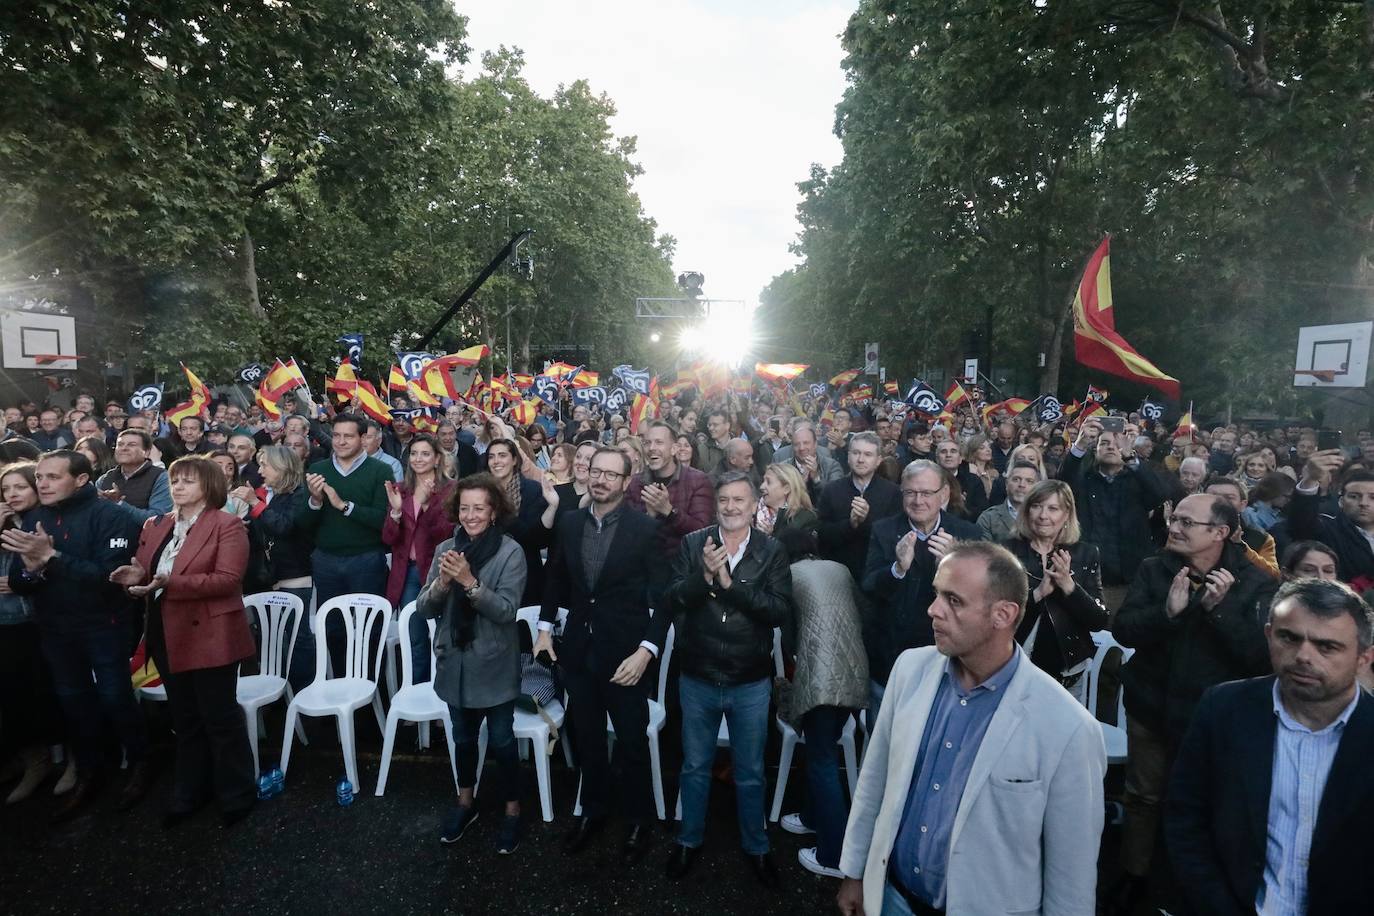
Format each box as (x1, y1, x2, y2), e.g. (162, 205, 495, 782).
(774, 421, 843, 502)
(862, 460, 985, 726)
(1178, 456, 1207, 496)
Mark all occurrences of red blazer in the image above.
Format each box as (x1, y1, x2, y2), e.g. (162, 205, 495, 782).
(381, 480, 455, 608)
(134, 509, 255, 674)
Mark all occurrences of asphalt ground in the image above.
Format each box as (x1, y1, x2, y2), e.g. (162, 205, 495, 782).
(1, 701, 1138, 916)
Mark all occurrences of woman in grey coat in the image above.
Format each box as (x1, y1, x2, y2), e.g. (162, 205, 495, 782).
(772, 527, 869, 878)
(418, 472, 527, 854)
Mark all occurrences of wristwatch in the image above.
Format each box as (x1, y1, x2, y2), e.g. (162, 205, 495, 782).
(464, 579, 481, 598)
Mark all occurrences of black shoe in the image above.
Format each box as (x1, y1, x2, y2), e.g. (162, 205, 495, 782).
(439, 805, 479, 844)
(561, 815, 605, 855)
(51, 776, 103, 824)
(665, 843, 699, 880)
(621, 823, 651, 865)
(117, 760, 156, 811)
(496, 814, 522, 855)
(746, 852, 780, 890)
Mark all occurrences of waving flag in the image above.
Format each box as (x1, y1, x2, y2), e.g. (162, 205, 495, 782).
(1139, 399, 1166, 423)
(127, 384, 163, 415)
(544, 361, 579, 379)
(165, 397, 204, 426)
(326, 360, 359, 404)
(256, 375, 282, 420)
(262, 359, 300, 399)
(510, 372, 535, 390)
(490, 375, 520, 401)
(1072, 237, 1181, 399)
(905, 382, 945, 416)
(532, 375, 560, 406)
(629, 392, 658, 434)
(1086, 384, 1110, 403)
(398, 351, 439, 381)
(943, 379, 970, 410)
(570, 386, 607, 407)
(755, 362, 808, 384)
(1032, 395, 1064, 424)
(387, 365, 407, 400)
(447, 344, 490, 367)
(180, 363, 212, 407)
(882, 380, 899, 396)
(568, 368, 600, 389)
(612, 365, 653, 396)
(337, 333, 364, 365)
(352, 380, 391, 425)
(509, 398, 540, 427)
(660, 378, 692, 399)
(1174, 404, 1196, 441)
(829, 368, 861, 387)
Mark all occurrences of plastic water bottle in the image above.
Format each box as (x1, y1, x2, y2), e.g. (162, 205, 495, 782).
(335, 777, 354, 807)
(257, 772, 275, 800)
(268, 766, 285, 797)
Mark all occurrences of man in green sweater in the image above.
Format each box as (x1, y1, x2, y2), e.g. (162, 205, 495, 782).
(297, 413, 393, 672)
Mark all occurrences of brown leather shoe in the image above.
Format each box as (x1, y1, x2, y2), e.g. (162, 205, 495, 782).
(51, 776, 103, 823)
(117, 760, 156, 811)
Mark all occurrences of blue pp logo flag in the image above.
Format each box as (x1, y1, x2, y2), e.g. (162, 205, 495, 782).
(612, 365, 653, 396)
(809, 383, 827, 399)
(570, 386, 608, 407)
(605, 387, 630, 412)
(904, 382, 944, 416)
(398, 351, 438, 381)
(532, 375, 560, 406)
(338, 334, 364, 365)
(128, 384, 163, 413)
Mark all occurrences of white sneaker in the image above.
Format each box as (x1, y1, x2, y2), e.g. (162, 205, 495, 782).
(780, 813, 814, 835)
(798, 847, 844, 878)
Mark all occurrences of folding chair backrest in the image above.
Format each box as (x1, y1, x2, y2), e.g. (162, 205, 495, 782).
(314, 594, 392, 683)
(772, 627, 784, 679)
(244, 591, 304, 681)
(656, 623, 675, 708)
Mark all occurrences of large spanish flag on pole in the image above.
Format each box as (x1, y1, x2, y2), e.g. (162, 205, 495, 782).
(1071, 237, 1181, 400)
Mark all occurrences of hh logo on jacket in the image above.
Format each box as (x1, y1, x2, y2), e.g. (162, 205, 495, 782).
(109, 537, 129, 549)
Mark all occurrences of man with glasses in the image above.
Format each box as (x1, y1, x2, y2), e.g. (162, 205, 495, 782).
(537, 447, 663, 865)
(862, 460, 984, 727)
(1104, 493, 1276, 914)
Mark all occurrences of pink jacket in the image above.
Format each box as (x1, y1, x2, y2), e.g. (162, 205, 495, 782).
(381, 480, 456, 608)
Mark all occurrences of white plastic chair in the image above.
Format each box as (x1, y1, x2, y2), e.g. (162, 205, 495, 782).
(279, 594, 391, 790)
(575, 621, 675, 821)
(768, 628, 859, 821)
(375, 602, 458, 796)
(1087, 631, 1133, 765)
(472, 606, 567, 822)
(238, 592, 307, 778)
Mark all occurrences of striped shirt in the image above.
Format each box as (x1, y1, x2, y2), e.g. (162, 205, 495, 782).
(1257, 680, 1360, 916)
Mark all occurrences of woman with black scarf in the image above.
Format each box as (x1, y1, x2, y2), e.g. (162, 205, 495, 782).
(418, 473, 528, 855)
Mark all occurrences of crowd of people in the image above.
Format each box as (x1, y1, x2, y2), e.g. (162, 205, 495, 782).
(1, 378, 1371, 915)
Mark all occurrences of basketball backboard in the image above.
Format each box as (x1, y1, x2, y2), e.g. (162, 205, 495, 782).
(1, 310, 79, 371)
(1294, 321, 1371, 388)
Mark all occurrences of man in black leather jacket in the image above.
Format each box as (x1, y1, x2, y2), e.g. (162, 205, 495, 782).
(663, 471, 793, 888)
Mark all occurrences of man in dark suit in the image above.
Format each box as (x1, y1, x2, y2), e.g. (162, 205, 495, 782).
(816, 432, 901, 584)
(1165, 578, 1374, 916)
(537, 446, 664, 865)
(861, 459, 985, 726)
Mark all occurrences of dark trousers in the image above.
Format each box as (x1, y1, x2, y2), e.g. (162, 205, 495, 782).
(450, 700, 519, 803)
(149, 629, 255, 813)
(0, 621, 62, 756)
(39, 621, 148, 775)
(801, 705, 852, 868)
(565, 654, 653, 823)
(312, 549, 388, 676)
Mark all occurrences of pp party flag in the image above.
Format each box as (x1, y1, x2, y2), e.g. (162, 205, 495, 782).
(569, 386, 608, 407)
(389, 406, 430, 427)
(605, 387, 630, 413)
(337, 333, 364, 365)
(755, 362, 808, 384)
(1086, 384, 1110, 403)
(829, 368, 861, 387)
(397, 351, 439, 381)
(181, 363, 211, 406)
(905, 382, 945, 417)
(612, 365, 653, 396)
(1139, 399, 1166, 423)
(1032, 395, 1064, 424)
(532, 375, 560, 406)
(127, 384, 163, 415)
(808, 383, 828, 399)
(1071, 236, 1181, 399)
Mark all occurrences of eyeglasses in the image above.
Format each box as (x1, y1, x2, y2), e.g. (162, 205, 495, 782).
(901, 488, 945, 500)
(588, 468, 626, 481)
(1168, 516, 1218, 531)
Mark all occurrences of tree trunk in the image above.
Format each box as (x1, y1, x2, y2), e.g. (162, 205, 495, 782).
(240, 228, 266, 319)
(1038, 308, 1073, 394)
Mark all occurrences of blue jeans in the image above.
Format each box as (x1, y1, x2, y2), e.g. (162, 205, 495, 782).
(278, 585, 316, 692)
(400, 563, 430, 683)
(40, 622, 148, 775)
(449, 700, 519, 803)
(677, 674, 771, 855)
(881, 881, 917, 916)
(312, 549, 388, 677)
(802, 705, 852, 868)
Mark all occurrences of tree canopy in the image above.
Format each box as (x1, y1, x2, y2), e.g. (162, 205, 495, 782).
(760, 1, 1374, 413)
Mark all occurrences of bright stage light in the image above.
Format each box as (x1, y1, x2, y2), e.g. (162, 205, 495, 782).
(678, 309, 754, 367)
(649, 331, 661, 343)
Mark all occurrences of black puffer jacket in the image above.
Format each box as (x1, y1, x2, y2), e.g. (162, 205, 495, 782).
(667, 525, 793, 685)
(1112, 541, 1277, 739)
(9, 483, 142, 631)
(1057, 450, 1167, 586)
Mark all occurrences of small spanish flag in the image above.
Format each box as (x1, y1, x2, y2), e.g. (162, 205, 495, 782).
(166, 397, 204, 426)
(447, 344, 490, 367)
(944, 379, 970, 410)
(755, 362, 808, 384)
(829, 368, 860, 387)
(181, 364, 211, 406)
(352, 380, 391, 425)
(509, 398, 539, 427)
(326, 360, 358, 404)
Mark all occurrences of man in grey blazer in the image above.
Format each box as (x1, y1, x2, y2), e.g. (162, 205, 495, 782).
(837, 541, 1106, 916)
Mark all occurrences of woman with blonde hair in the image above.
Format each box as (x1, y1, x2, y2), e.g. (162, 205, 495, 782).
(755, 462, 817, 540)
(1001, 479, 1108, 701)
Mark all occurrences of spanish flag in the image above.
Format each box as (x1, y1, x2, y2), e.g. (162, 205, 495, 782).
(755, 362, 808, 384)
(829, 368, 860, 387)
(181, 364, 211, 406)
(1072, 237, 1181, 400)
(660, 378, 692, 400)
(943, 379, 970, 410)
(629, 392, 658, 434)
(387, 365, 408, 400)
(510, 373, 534, 390)
(570, 368, 600, 389)
(448, 344, 490, 367)
(352, 380, 391, 425)
(166, 397, 203, 426)
(509, 398, 539, 427)
(1174, 404, 1195, 441)
(326, 360, 358, 404)
(544, 361, 579, 379)
(262, 360, 300, 400)
(883, 380, 899, 396)
(256, 376, 282, 420)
